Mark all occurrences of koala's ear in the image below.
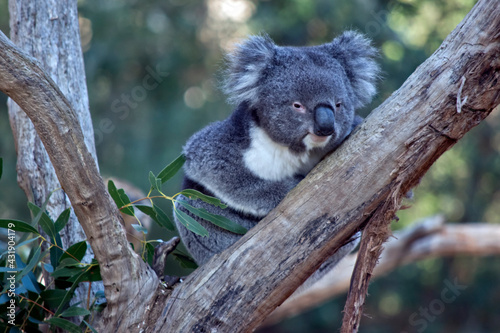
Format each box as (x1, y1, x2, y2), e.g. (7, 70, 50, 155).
(222, 34, 275, 105)
(327, 31, 380, 109)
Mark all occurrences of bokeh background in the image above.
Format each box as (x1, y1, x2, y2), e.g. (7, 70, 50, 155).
(1, 0, 499, 332)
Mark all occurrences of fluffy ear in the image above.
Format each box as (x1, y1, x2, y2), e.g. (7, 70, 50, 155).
(327, 31, 380, 109)
(222, 34, 275, 105)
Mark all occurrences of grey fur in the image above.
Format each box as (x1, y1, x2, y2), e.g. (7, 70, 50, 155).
(175, 31, 379, 269)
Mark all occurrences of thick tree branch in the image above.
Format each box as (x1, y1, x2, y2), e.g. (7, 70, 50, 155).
(265, 217, 500, 325)
(8, 0, 100, 309)
(0, 30, 158, 331)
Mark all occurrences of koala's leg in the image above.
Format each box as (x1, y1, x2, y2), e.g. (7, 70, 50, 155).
(291, 232, 361, 297)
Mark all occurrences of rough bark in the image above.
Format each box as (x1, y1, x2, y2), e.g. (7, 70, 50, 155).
(7, 0, 99, 306)
(0, 0, 498, 331)
(264, 216, 500, 325)
(0, 29, 158, 332)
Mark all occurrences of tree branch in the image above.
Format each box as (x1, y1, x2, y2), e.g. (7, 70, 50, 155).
(0, 30, 159, 331)
(8, 0, 101, 310)
(264, 216, 500, 325)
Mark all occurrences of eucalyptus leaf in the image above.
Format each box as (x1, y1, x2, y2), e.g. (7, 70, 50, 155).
(40, 289, 67, 308)
(108, 180, 135, 216)
(176, 200, 247, 234)
(145, 242, 155, 265)
(83, 320, 99, 333)
(148, 171, 162, 191)
(174, 208, 208, 237)
(29, 192, 53, 228)
(54, 208, 71, 233)
(50, 234, 64, 269)
(28, 203, 57, 240)
(135, 204, 174, 231)
(60, 241, 87, 262)
(173, 252, 198, 269)
(14, 254, 42, 294)
(178, 189, 227, 209)
(158, 154, 185, 184)
(60, 305, 91, 317)
(54, 270, 87, 316)
(46, 317, 82, 333)
(131, 224, 148, 234)
(0, 219, 39, 234)
(16, 246, 41, 285)
(153, 205, 175, 231)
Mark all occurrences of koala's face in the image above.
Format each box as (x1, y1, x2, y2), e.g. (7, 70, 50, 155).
(254, 50, 355, 153)
(223, 31, 379, 153)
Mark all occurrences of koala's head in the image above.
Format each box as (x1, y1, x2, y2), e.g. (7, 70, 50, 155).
(223, 31, 380, 153)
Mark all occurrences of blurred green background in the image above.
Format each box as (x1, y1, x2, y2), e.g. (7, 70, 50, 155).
(1, 0, 499, 332)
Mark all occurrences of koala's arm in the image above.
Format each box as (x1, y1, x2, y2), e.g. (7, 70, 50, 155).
(183, 123, 300, 218)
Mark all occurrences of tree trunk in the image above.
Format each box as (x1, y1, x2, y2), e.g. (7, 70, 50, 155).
(7, 0, 99, 307)
(0, 0, 498, 331)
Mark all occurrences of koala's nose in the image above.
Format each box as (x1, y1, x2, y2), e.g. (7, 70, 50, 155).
(313, 106, 335, 136)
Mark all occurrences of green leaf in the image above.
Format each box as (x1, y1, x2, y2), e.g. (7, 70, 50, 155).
(40, 289, 67, 308)
(51, 258, 81, 278)
(43, 262, 54, 273)
(54, 270, 87, 316)
(173, 252, 198, 269)
(0, 219, 39, 234)
(46, 317, 82, 333)
(131, 224, 148, 234)
(51, 266, 80, 279)
(15, 245, 42, 284)
(108, 180, 135, 216)
(50, 233, 64, 269)
(148, 171, 162, 191)
(135, 204, 175, 231)
(135, 204, 155, 218)
(154, 205, 175, 231)
(178, 189, 227, 209)
(176, 200, 247, 235)
(158, 154, 185, 184)
(60, 241, 87, 262)
(174, 208, 208, 237)
(28, 203, 57, 240)
(30, 192, 54, 228)
(145, 242, 155, 265)
(83, 320, 99, 333)
(13, 254, 42, 294)
(60, 305, 91, 317)
(54, 208, 71, 233)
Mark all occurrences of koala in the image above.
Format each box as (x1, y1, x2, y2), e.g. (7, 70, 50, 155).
(175, 31, 379, 273)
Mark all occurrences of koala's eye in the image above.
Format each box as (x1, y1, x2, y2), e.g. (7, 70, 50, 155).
(292, 102, 306, 113)
(335, 102, 342, 108)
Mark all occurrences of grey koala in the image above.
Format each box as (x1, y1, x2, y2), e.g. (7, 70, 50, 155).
(175, 31, 379, 274)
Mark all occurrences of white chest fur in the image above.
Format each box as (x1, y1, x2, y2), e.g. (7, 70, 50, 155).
(243, 126, 323, 181)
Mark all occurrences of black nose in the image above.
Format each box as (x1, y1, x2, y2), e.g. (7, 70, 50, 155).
(313, 106, 335, 136)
